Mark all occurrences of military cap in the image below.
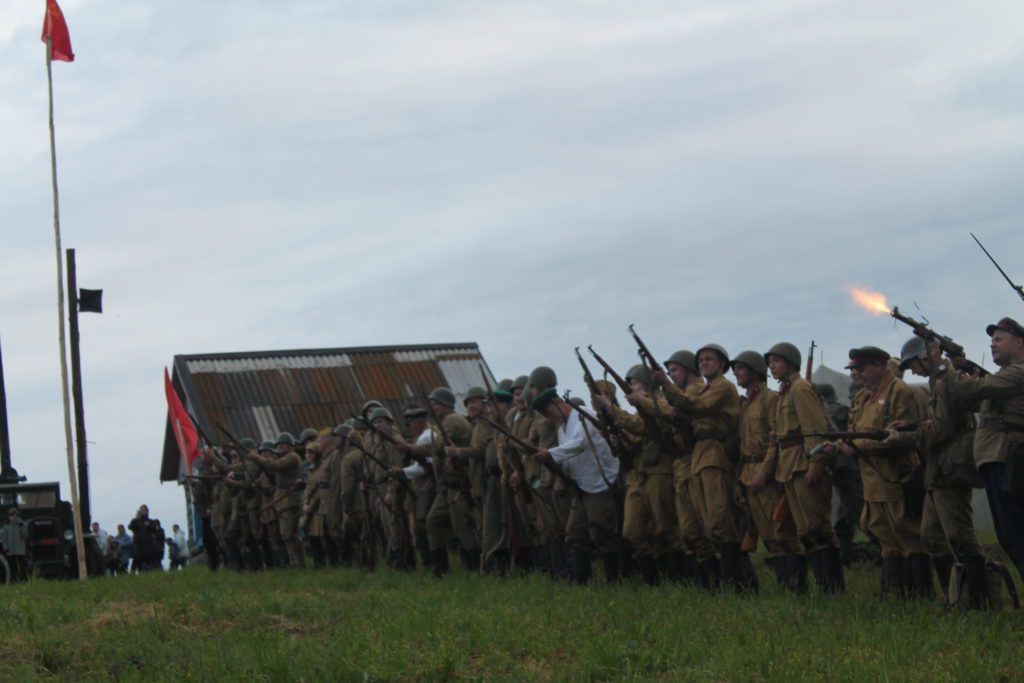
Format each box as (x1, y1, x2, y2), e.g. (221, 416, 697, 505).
(764, 342, 801, 369)
(402, 403, 428, 419)
(593, 379, 617, 398)
(664, 350, 698, 374)
(513, 375, 529, 391)
(531, 387, 559, 412)
(463, 386, 487, 405)
(986, 317, 1024, 339)
(899, 337, 928, 370)
(846, 346, 890, 369)
(696, 343, 730, 366)
(813, 383, 837, 400)
(529, 366, 558, 389)
(258, 440, 276, 453)
(568, 396, 586, 407)
(626, 364, 652, 387)
(332, 423, 352, 437)
(275, 432, 296, 447)
(497, 378, 515, 392)
(368, 406, 394, 422)
(493, 388, 514, 403)
(239, 437, 257, 450)
(298, 428, 319, 444)
(428, 386, 456, 408)
(731, 350, 767, 378)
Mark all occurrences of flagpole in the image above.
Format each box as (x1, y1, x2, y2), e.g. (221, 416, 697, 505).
(46, 37, 88, 581)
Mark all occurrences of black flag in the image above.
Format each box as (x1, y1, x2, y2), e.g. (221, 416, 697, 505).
(77, 288, 103, 314)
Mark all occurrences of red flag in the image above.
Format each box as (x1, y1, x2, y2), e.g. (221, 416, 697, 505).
(41, 0, 75, 62)
(165, 368, 201, 475)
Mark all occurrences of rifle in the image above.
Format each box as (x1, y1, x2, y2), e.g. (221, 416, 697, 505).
(351, 413, 399, 446)
(890, 307, 988, 376)
(183, 474, 224, 481)
(563, 393, 614, 444)
(480, 415, 577, 490)
(971, 232, 1024, 304)
(628, 324, 664, 371)
(575, 347, 603, 398)
(260, 481, 306, 512)
(213, 420, 261, 492)
(805, 340, 816, 382)
(479, 366, 532, 504)
(347, 433, 417, 502)
(801, 430, 897, 441)
(586, 346, 632, 395)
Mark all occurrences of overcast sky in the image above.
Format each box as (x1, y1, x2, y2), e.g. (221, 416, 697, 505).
(1, 0, 1023, 534)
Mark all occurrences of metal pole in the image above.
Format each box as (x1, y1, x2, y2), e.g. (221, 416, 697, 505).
(0, 336, 12, 482)
(66, 249, 91, 531)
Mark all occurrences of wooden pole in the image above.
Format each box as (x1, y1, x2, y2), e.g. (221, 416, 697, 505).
(66, 249, 91, 531)
(46, 38, 88, 580)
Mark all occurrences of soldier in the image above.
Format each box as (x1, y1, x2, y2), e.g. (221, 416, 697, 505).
(191, 448, 222, 571)
(302, 436, 329, 568)
(597, 364, 682, 586)
(249, 432, 305, 568)
(761, 342, 844, 593)
(655, 351, 716, 586)
(503, 376, 542, 572)
(297, 428, 319, 482)
(255, 440, 284, 568)
(732, 350, 801, 588)
(367, 406, 414, 571)
(218, 437, 263, 571)
(894, 337, 986, 605)
(395, 387, 474, 577)
(943, 317, 1024, 584)
(534, 389, 621, 583)
(208, 448, 235, 569)
(337, 422, 372, 569)
(816, 382, 865, 566)
(319, 428, 343, 567)
(393, 403, 439, 572)
(480, 383, 515, 574)
(826, 346, 926, 597)
(660, 344, 742, 591)
(439, 388, 487, 572)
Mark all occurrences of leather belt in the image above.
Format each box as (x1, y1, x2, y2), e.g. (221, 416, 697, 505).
(695, 430, 727, 442)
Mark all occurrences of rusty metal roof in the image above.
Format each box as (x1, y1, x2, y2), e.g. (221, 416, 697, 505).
(161, 343, 496, 481)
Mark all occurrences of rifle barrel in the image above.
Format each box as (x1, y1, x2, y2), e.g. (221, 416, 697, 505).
(971, 232, 1024, 303)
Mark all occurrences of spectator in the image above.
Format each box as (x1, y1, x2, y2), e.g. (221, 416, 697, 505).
(128, 505, 157, 571)
(104, 535, 124, 575)
(0, 508, 30, 581)
(168, 524, 188, 570)
(91, 521, 110, 560)
(115, 523, 133, 573)
(153, 519, 167, 569)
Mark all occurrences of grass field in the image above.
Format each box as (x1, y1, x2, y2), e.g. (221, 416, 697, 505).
(1, 559, 1022, 682)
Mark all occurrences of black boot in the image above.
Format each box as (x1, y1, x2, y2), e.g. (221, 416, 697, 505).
(909, 553, 935, 600)
(772, 556, 788, 588)
(699, 557, 721, 593)
(517, 546, 536, 574)
(323, 537, 340, 567)
(739, 552, 760, 594)
(786, 554, 808, 594)
(602, 553, 621, 583)
(933, 554, 954, 602)
(460, 548, 481, 573)
(309, 539, 326, 569)
(416, 531, 432, 573)
(881, 556, 905, 599)
(684, 554, 701, 586)
(638, 555, 659, 586)
(964, 556, 991, 610)
(717, 543, 742, 592)
(824, 547, 846, 594)
(571, 549, 593, 585)
(431, 547, 449, 578)
(534, 542, 551, 575)
(808, 550, 827, 590)
(665, 551, 687, 583)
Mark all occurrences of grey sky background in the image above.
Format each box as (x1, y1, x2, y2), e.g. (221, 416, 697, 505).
(1, 1, 1023, 533)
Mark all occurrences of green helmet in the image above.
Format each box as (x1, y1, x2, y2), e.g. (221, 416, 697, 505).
(568, 396, 586, 407)
(463, 386, 487, 405)
(664, 350, 698, 373)
(298, 428, 319, 444)
(239, 437, 257, 450)
(275, 432, 296, 447)
(626, 364, 652, 387)
(731, 350, 767, 378)
(497, 378, 514, 392)
(361, 400, 383, 417)
(402, 403, 428, 419)
(696, 343, 730, 367)
(764, 342, 801, 369)
(513, 375, 529, 391)
(529, 366, 558, 389)
(899, 337, 928, 370)
(428, 387, 456, 408)
(258, 440, 276, 453)
(368, 406, 394, 422)
(331, 423, 351, 437)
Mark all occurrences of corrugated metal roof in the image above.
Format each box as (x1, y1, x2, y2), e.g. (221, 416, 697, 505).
(161, 343, 496, 481)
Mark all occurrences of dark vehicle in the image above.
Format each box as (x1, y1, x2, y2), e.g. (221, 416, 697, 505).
(0, 481, 80, 581)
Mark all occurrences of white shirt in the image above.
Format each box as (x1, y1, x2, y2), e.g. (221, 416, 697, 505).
(403, 427, 439, 480)
(548, 408, 619, 494)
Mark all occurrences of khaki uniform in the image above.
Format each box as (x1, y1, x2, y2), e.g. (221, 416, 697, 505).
(766, 373, 837, 553)
(613, 395, 681, 560)
(339, 443, 371, 567)
(261, 450, 305, 567)
(739, 384, 800, 557)
(421, 412, 477, 554)
(323, 446, 344, 543)
(666, 376, 741, 546)
(849, 371, 924, 558)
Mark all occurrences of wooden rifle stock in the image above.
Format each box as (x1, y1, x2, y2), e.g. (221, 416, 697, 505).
(480, 415, 577, 490)
(628, 324, 664, 371)
(586, 346, 631, 395)
(890, 307, 988, 376)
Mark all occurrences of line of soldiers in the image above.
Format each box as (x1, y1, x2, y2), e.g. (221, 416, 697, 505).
(187, 316, 1024, 608)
